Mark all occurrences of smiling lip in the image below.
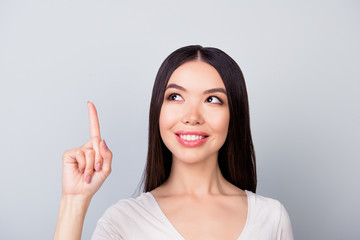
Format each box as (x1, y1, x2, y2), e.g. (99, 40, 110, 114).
(174, 130, 209, 147)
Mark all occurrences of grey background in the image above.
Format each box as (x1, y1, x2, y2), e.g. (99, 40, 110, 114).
(0, 0, 359, 239)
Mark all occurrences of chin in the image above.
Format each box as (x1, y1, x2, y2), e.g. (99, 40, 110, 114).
(172, 150, 218, 165)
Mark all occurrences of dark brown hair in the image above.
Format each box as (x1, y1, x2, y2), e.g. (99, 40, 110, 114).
(142, 45, 257, 193)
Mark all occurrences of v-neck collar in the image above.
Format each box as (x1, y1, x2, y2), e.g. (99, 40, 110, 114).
(145, 190, 251, 240)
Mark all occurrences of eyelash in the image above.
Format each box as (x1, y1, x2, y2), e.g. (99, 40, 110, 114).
(167, 93, 183, 101)
(206, 96, 223, 104)
(166, 93, 223, 105)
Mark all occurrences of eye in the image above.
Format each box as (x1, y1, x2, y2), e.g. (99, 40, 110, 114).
(206, 96, 222, 104)
(167, 93, 183, 101)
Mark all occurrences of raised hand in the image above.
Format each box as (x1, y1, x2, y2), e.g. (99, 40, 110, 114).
(61, 102, 113, 198)
(54, 102, 112, 240)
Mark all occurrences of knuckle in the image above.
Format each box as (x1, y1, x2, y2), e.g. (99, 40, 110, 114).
(75, 150, 83, 156)
(85, 163, 94, 170)
(85, 149, 95, 156)
(96, 151, 102, 159)
(104, 167, 112, 176)
(63, 149, 74, 158)
(62, 151, 69, 158)
(89, 149, 95, 156)
(104, 150, 113, 160)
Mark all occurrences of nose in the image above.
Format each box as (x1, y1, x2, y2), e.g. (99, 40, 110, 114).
(181, 102, 204, 125)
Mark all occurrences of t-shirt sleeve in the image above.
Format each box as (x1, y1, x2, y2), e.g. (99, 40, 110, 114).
(276, 203, 294, 240)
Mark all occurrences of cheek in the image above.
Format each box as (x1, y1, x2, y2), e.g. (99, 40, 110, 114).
(207, 109, 230, 137)
(159, 105, 178, 136)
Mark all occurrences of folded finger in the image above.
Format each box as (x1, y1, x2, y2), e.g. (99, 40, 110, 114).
(100, 139, 112, 177)
(84, 149, 95, 184)
(75, 150, 86, 174)
(63, 148, 80, 164)
(92, 136, 103, 172)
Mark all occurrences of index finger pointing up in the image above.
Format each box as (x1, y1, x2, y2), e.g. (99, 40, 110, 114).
(88, 101, 101, 138)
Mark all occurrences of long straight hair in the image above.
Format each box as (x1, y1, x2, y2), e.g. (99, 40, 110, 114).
(142, 45, 257, 193)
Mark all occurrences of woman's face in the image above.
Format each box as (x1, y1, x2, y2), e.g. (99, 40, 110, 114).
(159, 60, 230, 164)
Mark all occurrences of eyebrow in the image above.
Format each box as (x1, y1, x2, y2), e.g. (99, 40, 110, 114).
(165, 83, 186, 92)
(165, 83, 227, 95)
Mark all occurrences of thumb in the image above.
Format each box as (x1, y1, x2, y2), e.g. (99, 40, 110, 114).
(99, 139, 112, 176)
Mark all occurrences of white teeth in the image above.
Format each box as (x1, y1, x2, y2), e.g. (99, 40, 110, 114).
(179, 135, 205, 141)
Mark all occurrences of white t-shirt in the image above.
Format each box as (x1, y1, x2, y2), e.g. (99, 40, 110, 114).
(91, 190, 294, 240)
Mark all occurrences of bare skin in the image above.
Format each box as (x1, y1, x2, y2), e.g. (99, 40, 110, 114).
(54, 102, 113, 240)
(151, 183, 247, 240)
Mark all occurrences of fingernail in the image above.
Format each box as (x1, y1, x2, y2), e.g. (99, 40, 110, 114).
(102, 139, 108, 150)
(81, 168, 85, 174)
(95, 162, 102, 172)
(85, 175, 92, 184)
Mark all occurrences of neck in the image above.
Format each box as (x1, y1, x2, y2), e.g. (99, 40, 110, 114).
(163, 154, 228, 197)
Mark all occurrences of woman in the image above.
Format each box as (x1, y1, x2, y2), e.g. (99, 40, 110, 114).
(54, 45, 294, 239)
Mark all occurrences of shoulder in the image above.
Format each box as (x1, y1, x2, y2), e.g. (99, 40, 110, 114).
(99, 192, 157, 223)
(246, 190, 283, 215)
(92, 192, 161, 239)
(246, 190, 290, 222)
(244, 191, 294, 239)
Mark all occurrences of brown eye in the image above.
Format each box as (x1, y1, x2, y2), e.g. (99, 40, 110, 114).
(168, 93, 183, 101)
(206, 96, 222, 104)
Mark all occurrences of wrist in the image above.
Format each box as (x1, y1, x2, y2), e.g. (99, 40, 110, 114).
(54, 195, 92, 240)
(60, 194, 92, 213)
(58, 194, 92, 224)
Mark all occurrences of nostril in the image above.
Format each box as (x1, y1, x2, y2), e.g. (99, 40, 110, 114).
(185, 119, 201, 125)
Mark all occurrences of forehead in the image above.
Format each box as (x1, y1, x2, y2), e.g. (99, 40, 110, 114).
(167, 61, 225, 90)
